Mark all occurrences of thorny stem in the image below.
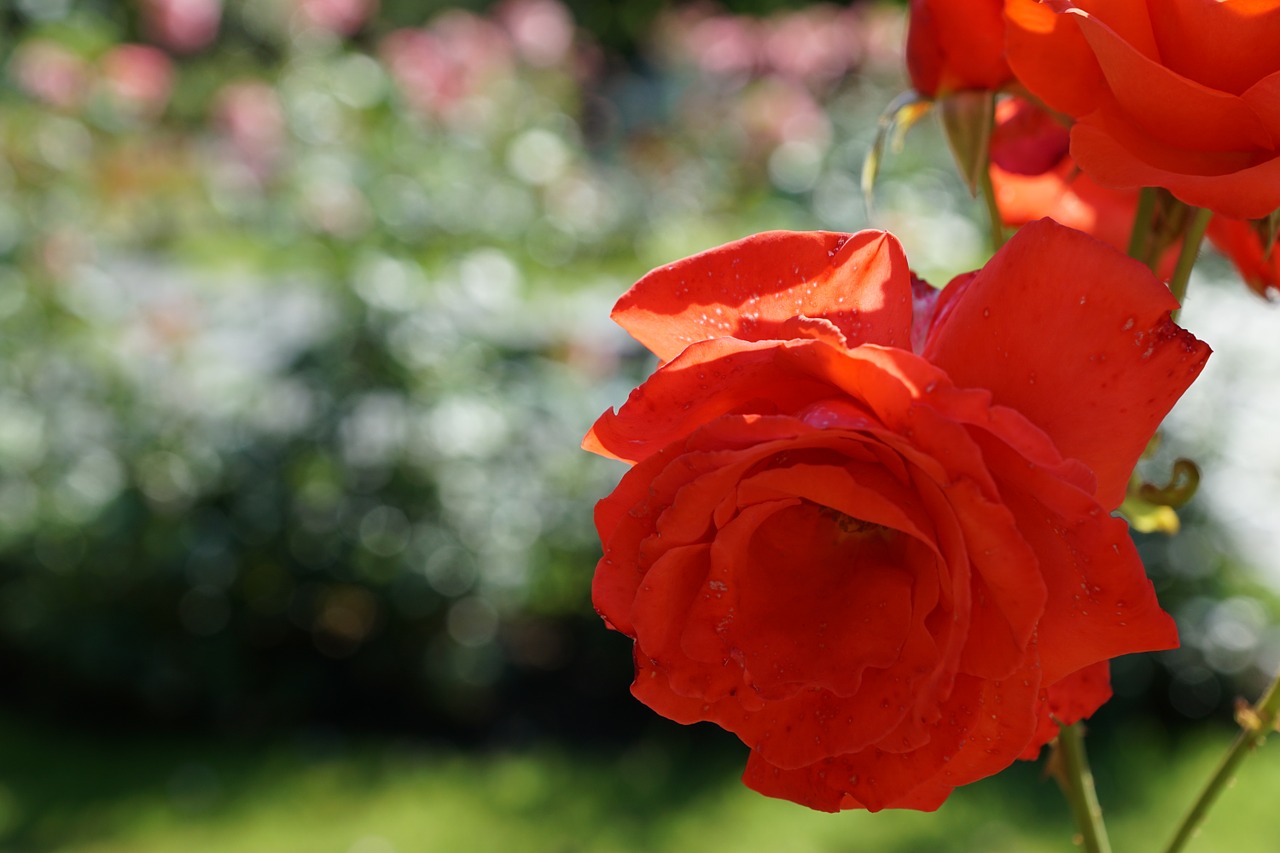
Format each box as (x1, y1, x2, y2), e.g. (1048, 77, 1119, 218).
(1055, 722, 1113, 853)
(1167, 206, 1213, 316)
(1163, 673, 1280, 853)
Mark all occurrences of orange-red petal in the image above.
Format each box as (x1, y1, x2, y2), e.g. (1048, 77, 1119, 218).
(612, 230, 913, 362)
(922, 218, 1209, 508)
(1149, 0, 1280, 96)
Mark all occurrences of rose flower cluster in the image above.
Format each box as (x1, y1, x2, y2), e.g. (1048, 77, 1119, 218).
(910, 0, 1280, 294)
(584, 220, 1207, 811)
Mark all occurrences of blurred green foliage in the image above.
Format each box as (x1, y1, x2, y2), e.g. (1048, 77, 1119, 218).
(3, 710, 1280, 852)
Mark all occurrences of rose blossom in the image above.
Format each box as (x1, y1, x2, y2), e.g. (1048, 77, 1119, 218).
(990, 97, 1278, 296)
(1005, 0, 1280, 220)
(906, 0, 1010, 97)
(585, 220, 1207, 811)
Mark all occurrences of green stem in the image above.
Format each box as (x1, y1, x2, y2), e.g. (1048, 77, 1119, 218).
(1128, 187, 1158, 265)
(1167, 206, 1212, 313)
(979, 164, 1006, 252)
(1164, 674, 1280, 853)
(1056, 723, 1113, 853)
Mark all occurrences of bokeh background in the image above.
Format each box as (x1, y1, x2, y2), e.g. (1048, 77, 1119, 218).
(2, 1, 1279, 850)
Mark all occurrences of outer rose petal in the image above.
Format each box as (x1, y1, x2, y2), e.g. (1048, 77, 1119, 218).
(1020, 661, 1112, 760)
(1150, 0, 1280, 96)
(1004, 0, 1105, 118)
(612, 230, 913, 362)
(1244, 72, 1280, 141)
(1070, 8, 1272, 152)
(923, 218, 1209, 508)
(1071, 116, 1280, 220)
(971, 427, 1178, 683)
(744, 659, 1042, 812)
(584, 338, 836, 463)
(989, 96, 1070, 175)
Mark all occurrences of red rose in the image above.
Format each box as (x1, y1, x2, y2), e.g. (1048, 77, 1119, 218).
(586, 220, 1207, 811)
(1005, 0, 1280, 220)
(907, 0, 1011, 97)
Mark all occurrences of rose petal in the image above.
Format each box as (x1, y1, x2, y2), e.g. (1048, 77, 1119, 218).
(717, 501, 915, 697)
(743, 661, 1041, 811)
(1019, 661, 1112, 760)
(1073, 9, 1273, 152)
(1071, 112, 1280, 219)
(1004, 0, 1105, 118)
(989, 97, 1071, 176)
(923, 218, 1209, 508)
(1149, 0, 1280, 96)
(593, 446, 694, 634)
(734, 461, 937, 545)
(584, 338, 836, 464)
(941, 475, 1045, 677)
(612, 230, 914, 362)
(974, 430, 1178, 683)
(1243, 70, 1280, 140)
(1208, 215, 1280, 297)
(587, 338, 960, 467)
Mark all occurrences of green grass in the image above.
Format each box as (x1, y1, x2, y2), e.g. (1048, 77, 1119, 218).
(2, 715, 1279, 853)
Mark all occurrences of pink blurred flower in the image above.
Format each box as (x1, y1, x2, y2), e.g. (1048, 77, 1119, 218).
(11, 40, 90, 110)
(495, 0, 575, 68)
(736, 77, 831, 150)
(657, 7, 759, 79)
(761, 5, 862, 87)
(295, 0, 378, 36)
(379, 12, 514, 123)
(213, 81, 287, 183)
(142, 0, 222, 54)
(98, 44, 174, 119)
(654, 4, 865, 88)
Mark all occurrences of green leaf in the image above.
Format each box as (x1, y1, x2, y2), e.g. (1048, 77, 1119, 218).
(861, 91, 932, 209)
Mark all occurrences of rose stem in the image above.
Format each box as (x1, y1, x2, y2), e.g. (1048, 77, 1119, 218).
(978, 162, 1007, 252)
(1127, 186, 1158, 265)
(1056, 722, 1113, 853)
(1167, 206, 1212, 317)
(1163, 671, 1280, 853)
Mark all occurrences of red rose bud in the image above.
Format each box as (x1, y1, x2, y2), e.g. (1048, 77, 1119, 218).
(585, 220, 1207, 811)
(907, 0, 1011, 97)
